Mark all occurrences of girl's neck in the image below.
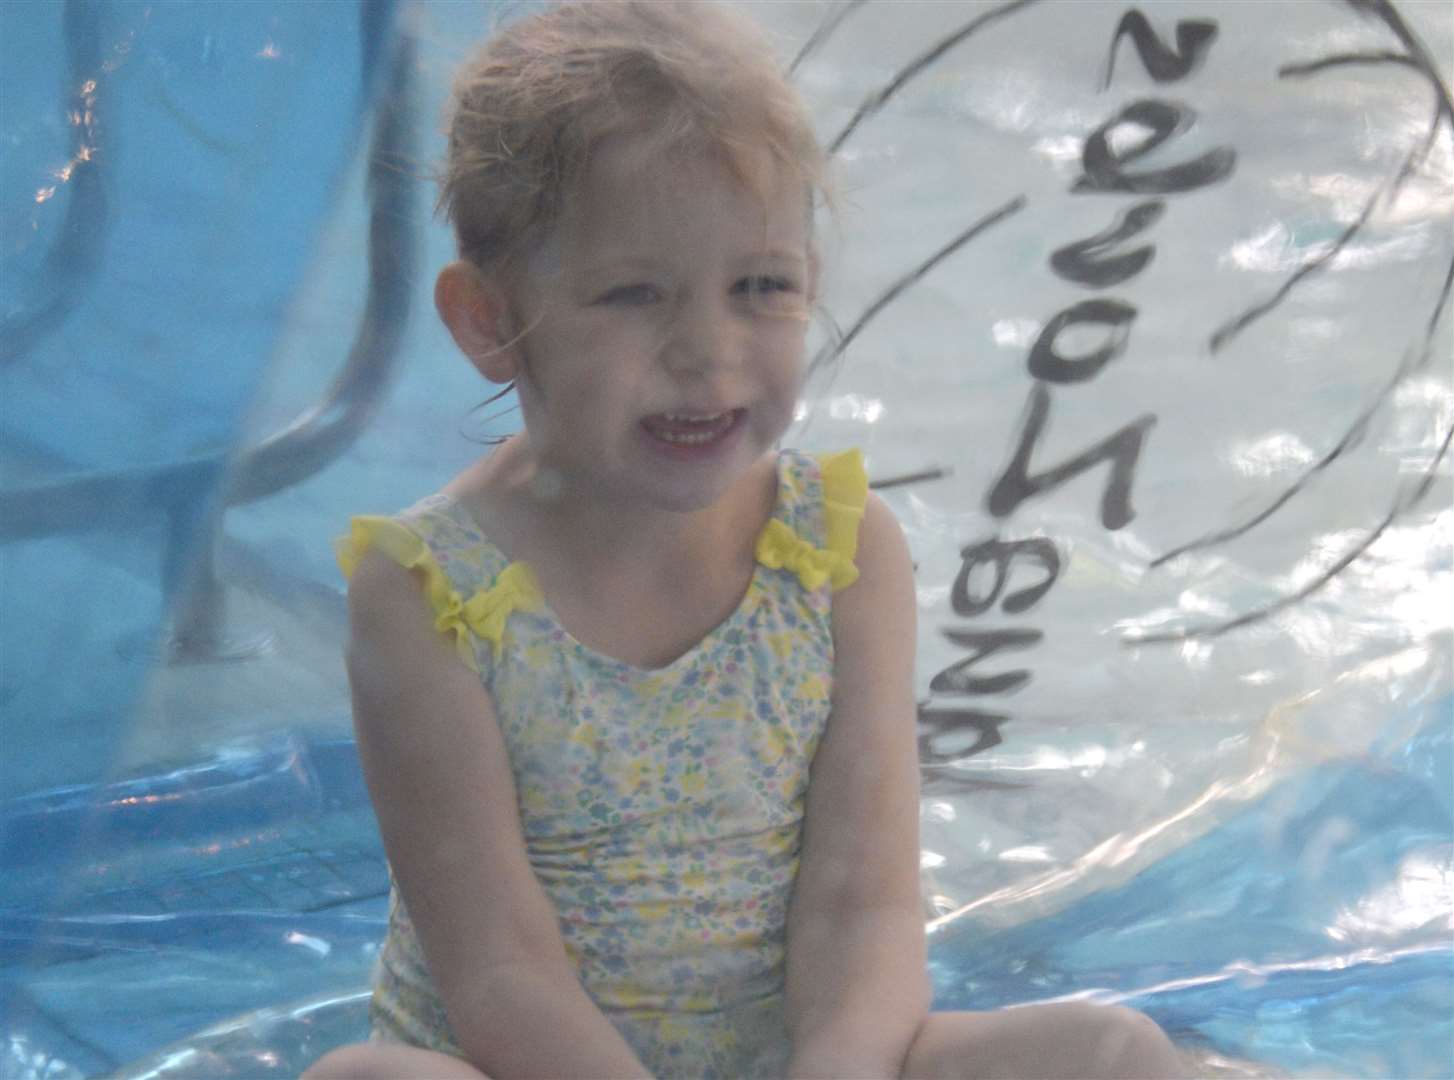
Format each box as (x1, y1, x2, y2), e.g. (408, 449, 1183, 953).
(455, 434, 777, 577)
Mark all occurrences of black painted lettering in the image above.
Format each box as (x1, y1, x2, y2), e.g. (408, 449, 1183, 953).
(1051, 200, 1165, 287)
(1075, 99, 1235, 195)
(1028, 299, 1138, 384)
(1103, 9, 1218, 88)
(918, 703, 1008, 764)
(952, 536, 1062, 617)
(930, 628, 1043, 695)
(988, 384, 1156, 530)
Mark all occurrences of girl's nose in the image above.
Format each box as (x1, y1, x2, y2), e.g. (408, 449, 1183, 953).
(662, 296, 736, 376)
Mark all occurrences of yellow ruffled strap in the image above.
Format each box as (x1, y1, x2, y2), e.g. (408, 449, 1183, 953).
(754, 449, 867, 592)
(336, 516, 542, 670)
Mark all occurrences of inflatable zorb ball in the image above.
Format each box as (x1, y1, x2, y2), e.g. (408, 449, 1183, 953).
(773, 1, 1452, 1075)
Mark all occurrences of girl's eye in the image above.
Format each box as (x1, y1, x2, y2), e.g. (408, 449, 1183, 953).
(598, 284, 659, 306)
(733, 275, 797, 296)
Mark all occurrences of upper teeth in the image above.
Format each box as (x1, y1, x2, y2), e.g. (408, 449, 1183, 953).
(662, 411, 728, 422)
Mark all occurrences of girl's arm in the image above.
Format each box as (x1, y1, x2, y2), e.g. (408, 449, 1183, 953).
(346, 551, 652, 1079)
(784, 493, 930, 1079)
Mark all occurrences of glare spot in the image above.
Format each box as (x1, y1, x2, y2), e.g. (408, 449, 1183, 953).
(1328, 849, 1454, 943)
(1105, 119, 1157, 158)
(257, 41, 282, 60)
(284, 930, 332, 957)
(1227, 432, 1317, 478)
(1222, 221, 1326, 273)
(1031, 135, 1083, 164)
(926, 799, 957, 823)
(992, 318, 1040, 349)
(1270, 172, 1379, 222)
(827, 394, 884, 423)
(1178, 638, 1212, 666)
(999, 845, 1054, 864)
(1177, 589, 1233, 618)
(920, 850, 947, 870)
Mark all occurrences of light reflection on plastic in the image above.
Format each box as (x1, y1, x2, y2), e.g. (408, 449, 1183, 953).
(968, 742, 1129, 776)
(926, 799, 957, 823)
(257, 42, 281, 60)
(284, 930, 332, 957)
(928, 893, 957, 916)
(1354, 515, 1454, 639)
(827, 394, 884, 423)
(1178, 638, 1213, 667)
(1270, 172, 1380, 223)
(185, 829, 282, 860)
(1226, 432, 1317, 479)
(1219, 217, 1432, 274)
(1327, 850, 1454, 943)
(1298, 816, 1355, 883)
(111, 793, 187, 808)
(926, 766, 1262, 933)
(1284, 609, 1342, 666)
(35, 77, 100, 206)
(1030, 134, 1081, 164)
(920, 850, 946, 870)
(991, 317, 1039, 349)
(999, 845, 1054, 864)
(1042, 943, 1451, 1014)
(1288, 528, 1366, 590)
(1393, 377, 1454, 426)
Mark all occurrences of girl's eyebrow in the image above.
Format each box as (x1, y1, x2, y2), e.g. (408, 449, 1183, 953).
(576, 248, 807, 277)
(576, 254, 666, 277)
(756, 250, 808, 265)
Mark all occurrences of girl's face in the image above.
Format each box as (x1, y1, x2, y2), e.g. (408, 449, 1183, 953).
(507, 133, 813, 516)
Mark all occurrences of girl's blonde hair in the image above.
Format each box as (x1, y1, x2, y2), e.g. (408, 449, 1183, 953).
(439, 0, 828, 274)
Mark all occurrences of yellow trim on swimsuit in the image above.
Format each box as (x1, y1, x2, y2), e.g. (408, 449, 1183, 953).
(756, 449, 866, 591)
(337, 517, 543, 670)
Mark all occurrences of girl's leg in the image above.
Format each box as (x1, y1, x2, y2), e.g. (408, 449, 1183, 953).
(302, 1041, 489, 1080)
(901, 1003, 1189, 1080)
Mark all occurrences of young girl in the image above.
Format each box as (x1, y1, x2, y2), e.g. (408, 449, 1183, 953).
(307, 3, 1186, 1077)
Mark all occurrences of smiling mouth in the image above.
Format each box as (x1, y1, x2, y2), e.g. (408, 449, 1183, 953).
(640, 409, 744, 446)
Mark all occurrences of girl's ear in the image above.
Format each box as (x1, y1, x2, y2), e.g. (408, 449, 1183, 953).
(435, 261, 521, 383)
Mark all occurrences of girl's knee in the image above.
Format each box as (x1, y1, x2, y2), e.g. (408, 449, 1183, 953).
(302, 1042, 489, 1080)
(1068, 1004, 1185, 1079)
(301, 1044, 381, 1080)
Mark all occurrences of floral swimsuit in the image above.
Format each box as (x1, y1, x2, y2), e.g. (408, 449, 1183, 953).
(338, 449, 867, 1079)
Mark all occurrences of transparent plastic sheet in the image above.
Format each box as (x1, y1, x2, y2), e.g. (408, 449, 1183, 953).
(2, 1, 1451, 1078)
